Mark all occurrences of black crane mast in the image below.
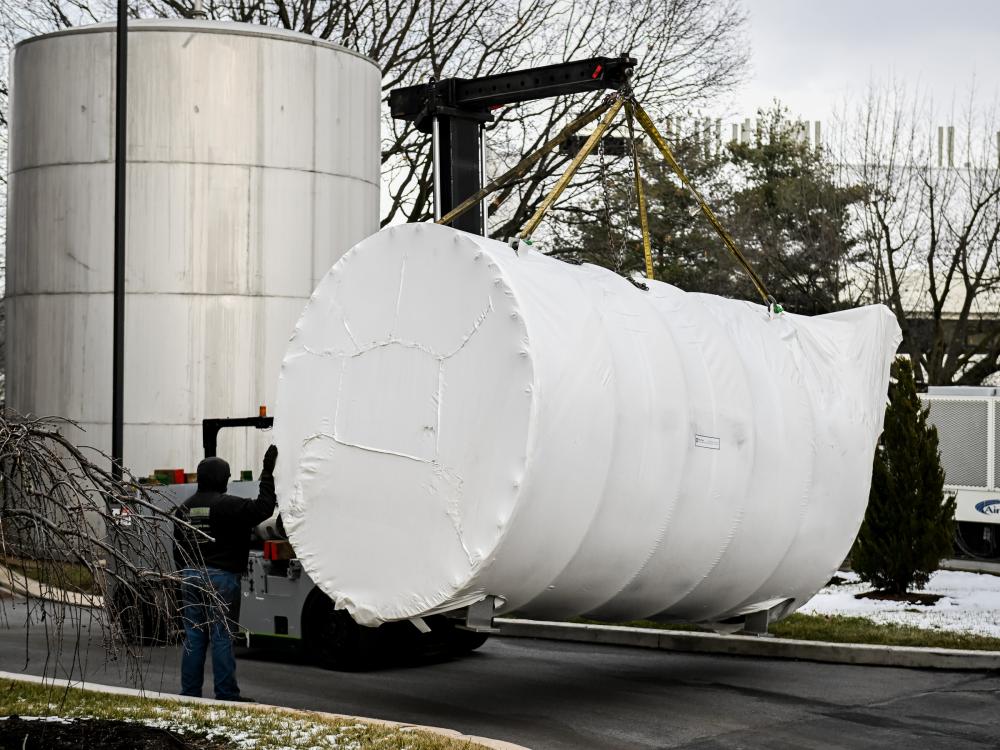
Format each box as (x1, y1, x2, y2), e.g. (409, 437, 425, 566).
(389, 55, 636, 235)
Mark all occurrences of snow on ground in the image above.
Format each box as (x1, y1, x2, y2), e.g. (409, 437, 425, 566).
(800, 569, 1000, 638)
(139, 713, 366, 750)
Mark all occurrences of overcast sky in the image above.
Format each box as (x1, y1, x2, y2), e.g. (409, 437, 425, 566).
(724, 0, 1000, 124)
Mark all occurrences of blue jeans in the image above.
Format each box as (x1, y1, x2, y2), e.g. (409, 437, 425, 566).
(180, 568, 242, 699)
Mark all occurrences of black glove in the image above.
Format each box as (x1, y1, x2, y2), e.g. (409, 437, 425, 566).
(262, 444, 278, 476)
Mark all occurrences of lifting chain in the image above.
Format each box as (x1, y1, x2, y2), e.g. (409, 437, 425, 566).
(626, 102, 654, 281)
(597, 121, 631, 274)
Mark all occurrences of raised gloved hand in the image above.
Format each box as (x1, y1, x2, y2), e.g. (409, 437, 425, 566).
(262, 444, 278, 476)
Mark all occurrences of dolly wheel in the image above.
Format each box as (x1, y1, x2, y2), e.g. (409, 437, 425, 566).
(446, 626, 489, 654)
(303, 593, 378, 671)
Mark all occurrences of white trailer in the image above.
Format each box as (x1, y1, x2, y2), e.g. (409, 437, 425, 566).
(922, 386, 1000, 559)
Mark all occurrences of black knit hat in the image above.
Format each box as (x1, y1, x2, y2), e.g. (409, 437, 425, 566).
(196, 457, 231, 493)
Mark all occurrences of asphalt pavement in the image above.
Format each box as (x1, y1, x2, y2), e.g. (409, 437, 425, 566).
(0, 602, 997, 749)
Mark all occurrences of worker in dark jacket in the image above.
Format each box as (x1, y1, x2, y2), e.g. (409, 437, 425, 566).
(173, 444, 278, 701)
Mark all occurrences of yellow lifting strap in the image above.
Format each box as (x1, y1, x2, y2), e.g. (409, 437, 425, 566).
(625, 101, 654, 280)
(629, 101, 773, 306)
(519, 96, 626, 240)
(436, 90, 777, 308)
(437, 101, 613, 229)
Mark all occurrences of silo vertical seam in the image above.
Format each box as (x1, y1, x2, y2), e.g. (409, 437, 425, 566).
(107, 33, 114, 166)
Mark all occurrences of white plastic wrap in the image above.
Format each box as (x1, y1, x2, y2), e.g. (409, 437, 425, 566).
(275, 223, 902, 627)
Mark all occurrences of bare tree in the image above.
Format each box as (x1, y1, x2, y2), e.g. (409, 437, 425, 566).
(0, 0, 748, 236)
(839, 85, 1000, 385)
(473, 0, 749, 239)
(0, 412, 222, 684)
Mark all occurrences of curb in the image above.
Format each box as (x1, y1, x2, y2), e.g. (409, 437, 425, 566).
(941, 558, 1000, 575)
(495, 618, 1000, 671)
(0, 565, 103, 609)
(9, 569, 999, 673)
(0, 671, 529, 750)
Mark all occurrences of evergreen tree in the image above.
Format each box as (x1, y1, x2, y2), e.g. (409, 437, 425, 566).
(853, 358, 956, 595)
(727, 105, 868, 314)
(550, 105, 866, 311)
(553, 133, 740, 294)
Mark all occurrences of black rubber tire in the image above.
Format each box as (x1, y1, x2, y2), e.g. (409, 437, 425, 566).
(445, 626, 490, 654)
(303, 592, 380, 671)
(955, 521, 1000, 560)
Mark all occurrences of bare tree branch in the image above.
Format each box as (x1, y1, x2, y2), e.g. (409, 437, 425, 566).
(841, 83, 1000, 385)
(0, 412, 224, 686)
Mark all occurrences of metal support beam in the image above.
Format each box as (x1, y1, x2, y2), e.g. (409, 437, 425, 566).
(740, 598, 795, 636)
(560, 134, 629, 156)
(389, 56, 635, 133)
(479, 125, 489, 236)
(436, 116, 483, 234)
(464, 595, 500, 633)
(112, 0, 127, 480)
(202, 416, 274, 459)
(431, 117, 442, 220)
(742, 609, 772, 636)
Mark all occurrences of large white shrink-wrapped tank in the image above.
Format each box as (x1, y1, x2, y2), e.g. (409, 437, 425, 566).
(275, 223, 901, 627)
(5, 21, 380, 476)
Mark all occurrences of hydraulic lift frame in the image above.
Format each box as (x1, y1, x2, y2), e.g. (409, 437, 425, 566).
(389, 55, 636, 235)
(202, 415, 274, 459)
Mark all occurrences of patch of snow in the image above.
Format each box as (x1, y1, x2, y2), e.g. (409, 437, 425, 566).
(800, 569, 1000, 638)
(130, 711, 372, 750)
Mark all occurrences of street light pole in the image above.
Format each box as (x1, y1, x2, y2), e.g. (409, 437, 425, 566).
(112, 0, 127, 480)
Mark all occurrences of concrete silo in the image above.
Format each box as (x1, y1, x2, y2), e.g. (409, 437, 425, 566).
(5, 20, 381, 476)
